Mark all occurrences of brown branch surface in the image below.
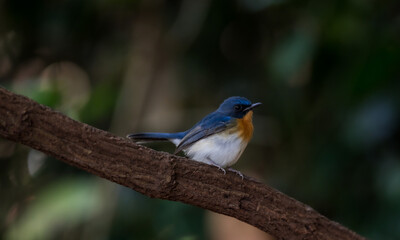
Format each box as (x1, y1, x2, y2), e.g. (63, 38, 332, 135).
(0, 87, 365, 240)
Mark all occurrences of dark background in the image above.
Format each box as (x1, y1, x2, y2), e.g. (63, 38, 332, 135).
(1, 0, 400, 239)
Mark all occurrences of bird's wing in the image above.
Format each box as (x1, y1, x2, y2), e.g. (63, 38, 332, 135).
(175, 113, 234, 154)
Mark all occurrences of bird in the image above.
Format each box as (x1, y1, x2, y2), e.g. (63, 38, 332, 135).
(127, 96, 261, 178)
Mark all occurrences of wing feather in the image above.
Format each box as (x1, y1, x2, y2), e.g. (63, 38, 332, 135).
(175, 113, 234, 154)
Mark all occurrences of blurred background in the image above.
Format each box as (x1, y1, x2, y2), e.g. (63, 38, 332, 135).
(1, 0, 400, 239)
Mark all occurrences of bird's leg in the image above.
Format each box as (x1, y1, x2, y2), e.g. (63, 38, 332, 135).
(228, 168, 244, 180)
(206, 157, 226, 175)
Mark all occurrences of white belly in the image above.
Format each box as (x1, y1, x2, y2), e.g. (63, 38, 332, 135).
(181, 132, 248, 168)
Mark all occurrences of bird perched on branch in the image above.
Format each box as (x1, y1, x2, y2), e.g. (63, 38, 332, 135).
(127, 96, 261, 178)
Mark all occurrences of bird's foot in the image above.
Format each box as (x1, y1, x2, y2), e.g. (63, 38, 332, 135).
(206, 157, 227, 175)
(228, 168, 244, 180)
(211, 163, 226, 175)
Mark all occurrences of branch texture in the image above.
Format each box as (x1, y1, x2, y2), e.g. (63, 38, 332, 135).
(0, 87, 364, 240)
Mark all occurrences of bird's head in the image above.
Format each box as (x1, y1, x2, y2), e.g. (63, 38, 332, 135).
(217, 96, 261, 118)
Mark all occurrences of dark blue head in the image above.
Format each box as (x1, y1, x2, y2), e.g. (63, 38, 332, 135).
(217, 96, 261, 118)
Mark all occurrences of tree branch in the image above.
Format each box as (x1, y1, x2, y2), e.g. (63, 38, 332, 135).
(0, 87, 364, 240)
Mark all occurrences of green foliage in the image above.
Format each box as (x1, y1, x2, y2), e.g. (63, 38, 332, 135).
(5, 178, 105, 240)
(1, 0, 400, 239)
(79, 81, 119, 125)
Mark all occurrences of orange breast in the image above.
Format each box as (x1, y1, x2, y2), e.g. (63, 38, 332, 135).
(237, 110, 254, 142)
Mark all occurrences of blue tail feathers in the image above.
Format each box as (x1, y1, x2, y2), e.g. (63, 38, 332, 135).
(127, 132, 186, 142)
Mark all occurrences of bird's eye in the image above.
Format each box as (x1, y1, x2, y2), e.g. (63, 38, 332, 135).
(234, 105, 242, 111)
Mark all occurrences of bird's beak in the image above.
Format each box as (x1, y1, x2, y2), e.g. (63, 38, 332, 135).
(244, 102, 262, 111)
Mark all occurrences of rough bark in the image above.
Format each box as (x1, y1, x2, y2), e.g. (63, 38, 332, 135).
(0, 87, 365, 240)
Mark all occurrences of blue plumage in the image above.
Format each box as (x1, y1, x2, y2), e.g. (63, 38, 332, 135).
(175, 113, 235, 154)
(127, 96, 261, 176)
(126, 132, 187, 142)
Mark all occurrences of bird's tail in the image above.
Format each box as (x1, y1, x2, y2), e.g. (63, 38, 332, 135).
(127, 132, 186, 145)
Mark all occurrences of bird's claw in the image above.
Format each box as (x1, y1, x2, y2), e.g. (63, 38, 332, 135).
(207, 158, 226, 175)
(213, 164, 226, 175)
(208, 163, 243, 179)
(228, 168, 244, 180)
